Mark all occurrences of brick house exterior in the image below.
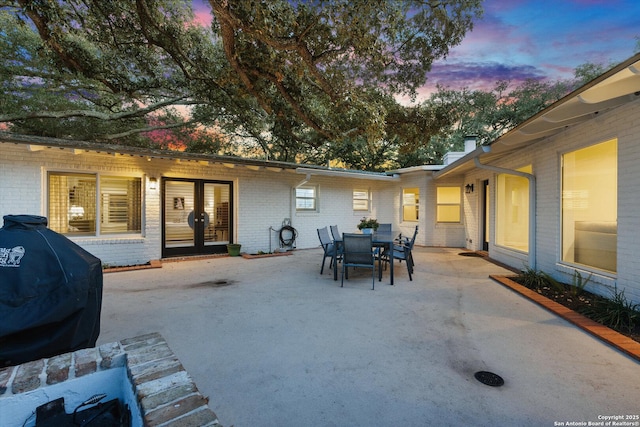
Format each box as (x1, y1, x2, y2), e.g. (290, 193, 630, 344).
(435, 53, 640, 304)
(1, 53, 639, 304)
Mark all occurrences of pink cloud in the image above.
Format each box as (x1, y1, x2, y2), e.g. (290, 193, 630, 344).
(191, 1, 212, 26)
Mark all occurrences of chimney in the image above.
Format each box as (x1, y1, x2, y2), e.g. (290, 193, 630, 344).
(464, 135, 477, 153)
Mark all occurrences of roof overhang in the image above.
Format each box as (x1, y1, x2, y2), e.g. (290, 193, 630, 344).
(434, 53, 640, 179)
(386, 165, 443, 174)
(0, 131, 334, 174)
(296, 167, 399, 181)
(0, 131, 406, 181)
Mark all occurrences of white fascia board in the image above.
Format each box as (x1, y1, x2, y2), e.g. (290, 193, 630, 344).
(296, 167, 399, 181)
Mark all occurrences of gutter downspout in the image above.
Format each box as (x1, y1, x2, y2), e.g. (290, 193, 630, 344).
(473, 155, 537, 270)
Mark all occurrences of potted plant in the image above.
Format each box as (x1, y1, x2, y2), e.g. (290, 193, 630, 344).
(227, 243, 242, 256)
(357, 217, 379, 234)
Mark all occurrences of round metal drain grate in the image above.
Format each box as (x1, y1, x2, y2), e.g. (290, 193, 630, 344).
(474, 371, 504, 387)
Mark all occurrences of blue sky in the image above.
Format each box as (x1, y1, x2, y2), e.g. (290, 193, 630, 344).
(192, 0, 640, 100)
(420, 0, 640, 98)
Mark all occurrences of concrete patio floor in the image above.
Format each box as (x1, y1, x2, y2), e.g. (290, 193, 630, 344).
(97, 247, 640, 427)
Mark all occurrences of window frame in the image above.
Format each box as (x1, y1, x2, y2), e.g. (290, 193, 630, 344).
(495, 165, 531, 253)
(295, 185, 318, 212)
(436, 186, 462, 223)
(352, 188, 371, 212)
(47, 171, 142, 237)
(560, 139, 617, 273)
(402, 187, 420, 222)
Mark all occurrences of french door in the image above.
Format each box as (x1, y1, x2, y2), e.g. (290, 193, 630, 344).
(162, 178, 233, 257)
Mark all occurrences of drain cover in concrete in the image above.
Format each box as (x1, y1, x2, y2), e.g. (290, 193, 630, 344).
(187, 280, 233, 288)
(458, 252, 484, 257)
(474, 371, 504, 387)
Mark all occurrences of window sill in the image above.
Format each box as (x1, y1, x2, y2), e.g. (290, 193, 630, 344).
(556, 262, 616, 284)
(68, 235, 145, 245)
(435, 222, 464, 227)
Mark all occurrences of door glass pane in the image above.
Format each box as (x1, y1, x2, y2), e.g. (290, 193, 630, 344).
(205, 183, 230, 245)
(165, 181, 195, 248)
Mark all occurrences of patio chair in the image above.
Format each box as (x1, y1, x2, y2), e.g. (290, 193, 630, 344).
(330, 225, 341, 241)
(394, 225, 418, 252)
(372, 223, 391, 258)
(317, 226, 340, 274)
(341, 233, 375, 290)
(377, 223, 392, 233)
(384, 225, 418, 281)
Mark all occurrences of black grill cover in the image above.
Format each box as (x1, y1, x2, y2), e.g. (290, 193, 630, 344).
(0, 215, 103, 367)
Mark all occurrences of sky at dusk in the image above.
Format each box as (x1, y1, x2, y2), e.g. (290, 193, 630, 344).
(192, 0, 640, 101)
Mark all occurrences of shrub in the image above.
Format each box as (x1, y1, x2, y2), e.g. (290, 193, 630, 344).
(580, 286, 640, 333)
(569, 271, 591, 298)
(516, 267, 561, 291)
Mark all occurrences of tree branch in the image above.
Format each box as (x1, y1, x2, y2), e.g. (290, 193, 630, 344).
(0, 96, 191, 122)
(102, 119, 199, 140)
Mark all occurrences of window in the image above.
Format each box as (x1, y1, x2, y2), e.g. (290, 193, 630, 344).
(296, 186, 317, 211)
(353, 189, 370, 211)
(496, 166, 531, 252)
(402, 188, 419, 221)
(562, 139, 617, 272)
(100, 177, 142, 234)
(48, 172, 141, 236)
(436, 187, 461, 223)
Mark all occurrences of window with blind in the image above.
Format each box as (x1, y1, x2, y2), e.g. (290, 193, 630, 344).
(402, 188, 419, 221)
(436, 187, 461, 223)
(48, 172, 141, 236)
(353, 189, 370, 211)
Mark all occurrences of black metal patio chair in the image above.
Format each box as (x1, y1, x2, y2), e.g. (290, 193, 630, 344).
(317, 226, 340, 274)
(384, 225, 418, 281)
(330, 225, 341, 241)
(377, 223, 392, 233)
(341, 233, 375, 290)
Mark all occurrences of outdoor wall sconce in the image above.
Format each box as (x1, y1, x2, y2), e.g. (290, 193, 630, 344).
(465, 183, 474, 194)
(149, 177, 158, 191)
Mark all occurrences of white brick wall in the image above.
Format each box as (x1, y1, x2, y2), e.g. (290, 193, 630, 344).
(460, 99, 640, 304)
(1, 142, 419, 265)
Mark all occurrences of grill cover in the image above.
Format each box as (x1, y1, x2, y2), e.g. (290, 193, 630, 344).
(0, 215, 103, 367)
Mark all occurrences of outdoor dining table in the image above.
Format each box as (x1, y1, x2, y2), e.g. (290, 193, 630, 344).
(333, 230, 398, 285)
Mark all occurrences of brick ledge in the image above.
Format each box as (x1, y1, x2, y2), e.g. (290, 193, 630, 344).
(0, 333, 222, 426)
